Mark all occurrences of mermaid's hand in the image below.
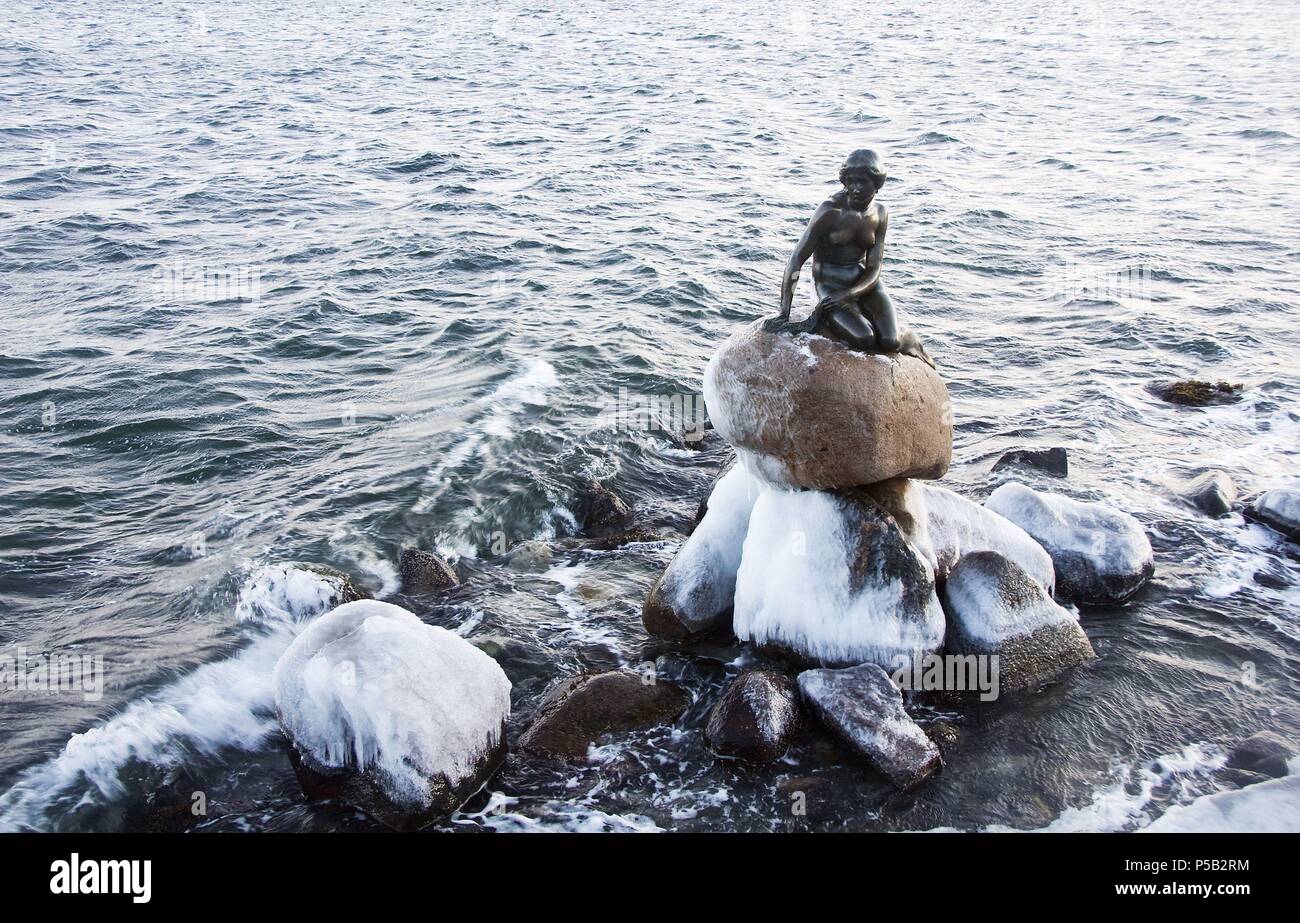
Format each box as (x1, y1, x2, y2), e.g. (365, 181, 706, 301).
(762, 313, 791, 334)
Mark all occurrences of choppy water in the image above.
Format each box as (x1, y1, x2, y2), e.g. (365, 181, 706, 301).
(2, 0, 1299, 832)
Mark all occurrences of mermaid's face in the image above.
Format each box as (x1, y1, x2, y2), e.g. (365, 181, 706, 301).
(843, 171, 875, 210)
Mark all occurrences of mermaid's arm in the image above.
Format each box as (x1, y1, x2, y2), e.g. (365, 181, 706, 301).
(767, 205, 833, 331)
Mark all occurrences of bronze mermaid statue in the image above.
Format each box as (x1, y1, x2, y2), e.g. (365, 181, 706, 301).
(764, 149, 932, 366)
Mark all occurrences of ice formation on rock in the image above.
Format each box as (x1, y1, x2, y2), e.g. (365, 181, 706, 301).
(918, 484, 1055, 592)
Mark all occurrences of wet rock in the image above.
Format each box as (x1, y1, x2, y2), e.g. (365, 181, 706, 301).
(703, 322, 952, 490)
(502, 539, 555, 572)
(992, 446, 1068, 478)
(295, 563, 370, 605)
(1247, 488, 1300, 542)
(577, 527, 671, 551)
(1226, 731, 1296, 780)
(469, 633, 552, 687)
(925, 721, 960, 751)
(985, 482, 1154, 605)
(776, 775, 839, 824)
(399, 546, 459, 594)
(572, 477, 632, 534)
(1182, 470, 1237, 518)
(942, 551, 1095, 693)
(1216, 768, 1272, 790)
(1156, 379, 1244, 406)
(274, 600, 510, 830)
(797, 663, 942, 790)
(733, 487, 945, 667)
(705, 670, 802, 762)
(516, 669, 690, 761)
(643, 465, 761, 641)
(919, 483, 1055, 592)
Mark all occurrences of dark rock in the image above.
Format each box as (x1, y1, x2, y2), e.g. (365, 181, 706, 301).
(1216, 768, 1272, 790)
(776, 775, 839, 824)
(399, 546, 459, 594)
(572, 477, 632, 534)
(992, 447, 1068, 478)
(1226, 731, 1296, 780)
(1247, 489, 1300, 542)
(1156, 379, 1244, 406)
(1183, 470, 1237, 518)
(569, 527, 670, 551)
(797, 663, 942, 790)
(942, 551, 1095, 693)
(287, 726, 507, 832)
(517, 670, 690, 761)
(705, 670, 802, 762)
(925, 721, 960, 750)
(469, 633, 552, 687)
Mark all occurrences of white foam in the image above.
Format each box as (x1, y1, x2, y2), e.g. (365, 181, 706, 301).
(453, 791, 662, 832)
(0, 565, 343, 832)
(1142, 774, 1300, 832)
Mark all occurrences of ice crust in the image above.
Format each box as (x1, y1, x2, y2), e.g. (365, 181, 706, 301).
(919, 484, 1055, 593)
(272, 600, 510, 812)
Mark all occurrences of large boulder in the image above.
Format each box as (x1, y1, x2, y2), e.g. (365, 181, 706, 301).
(643, 465, 763, 640)
(1247, 488, 1300, 542)
(572, 477, 633, 534)
(919, 484, 1055, 592)
(985, 482, 1154, 605)
(704, 670, 802, 762)
(942, 551, 1095, 693)
(797, 663, 942, 790)
(516, 670, 689, 761)
(272, 600, 511, 830)
(703, 323, 952, 490)
(733, 487, 945, 667)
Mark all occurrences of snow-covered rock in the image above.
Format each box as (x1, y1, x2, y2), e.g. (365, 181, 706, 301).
(985, 482, 1154, 605)
(798, 663, 942, 790)
(705, 670, 802, 762)
(943, 551, 1094, 693)
(1248, 488, 1300, 541)
(733, 488, 945, 667)
(642, 464, 764, 640)
(1142, 775, 1300, 832)
(703, 322, 952, 490)
(919, 484, 1055, 592)
(272, 600, 510, 830)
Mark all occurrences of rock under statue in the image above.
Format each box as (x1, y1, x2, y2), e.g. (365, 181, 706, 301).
(765, 149, 932, 366)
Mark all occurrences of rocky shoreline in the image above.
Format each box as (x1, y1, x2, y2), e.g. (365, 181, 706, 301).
(256, 332, 1298, 831)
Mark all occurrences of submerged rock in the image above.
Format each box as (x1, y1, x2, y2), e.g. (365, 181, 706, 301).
(733, 486, 945, 668)
(1226, 731, 1297, 780)
(985, 482, 1154, 605)
(942, 551, 1095, 693)
(1155, 379, 1244, 407)
(1247, 488, 1300, 542)
(703, 322, 952, 490)
(399, 546, 459, 594)
(1182, 470, 1237, 518)
(705, 670, 802, 762)
(919, 484, 1055, 592)
(992, 446, 1068, 478)
(573, 477, 633, 534)
(797, 663, 942, 790)
(517, 669, 689, 761)
(643, 465, 762, 640)
(273, 600, 510, 830)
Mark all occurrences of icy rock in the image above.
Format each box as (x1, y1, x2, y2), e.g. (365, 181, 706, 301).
(942, 551, 1094, 693)
(643, 465, 763, 640)
(918, 484, 1055, 592)
(985, 482, 1154, 605)
(1247, 488, 1300, 541)
(797, 663, 942, 790)
(516, 670, 689, 761)
(704, 670, 802, 762)
(399, 546, 459, 594)
(733, 487, 945, 667)
(992, 446, 1068, 478)
(1142, 775, 1300, 833)
(236, 564, 367, 623)
(272, 600, 510, 830)
(1182, 470, 1237, 518)
(703, 322, 952, 490)
(1226, 731, 1297, 780)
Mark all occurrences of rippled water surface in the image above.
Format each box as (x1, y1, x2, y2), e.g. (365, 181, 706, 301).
(2, 0, 1299, 831)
